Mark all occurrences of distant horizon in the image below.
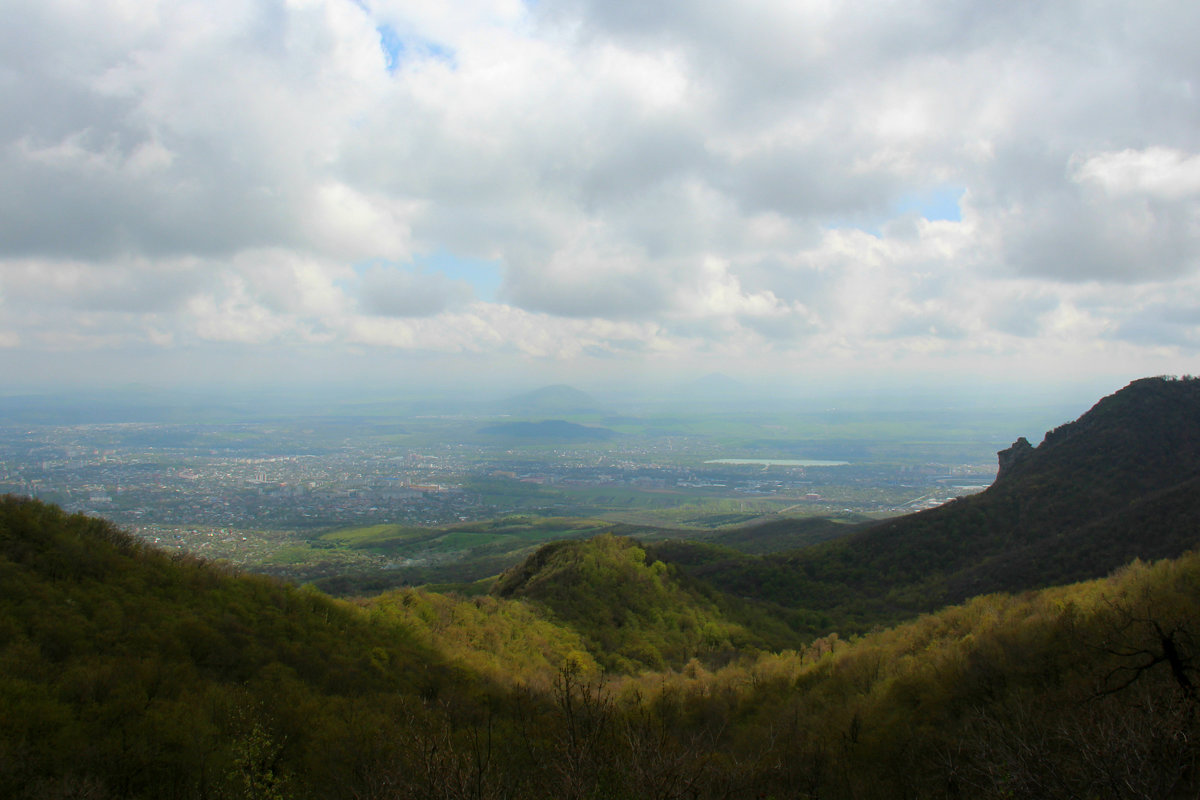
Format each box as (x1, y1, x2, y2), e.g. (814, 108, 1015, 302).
(0, 367, 1135, 430)
(0, 341, 1187, 406)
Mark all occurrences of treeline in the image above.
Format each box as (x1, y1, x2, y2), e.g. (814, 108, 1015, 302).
(2, 496, 1198, 798)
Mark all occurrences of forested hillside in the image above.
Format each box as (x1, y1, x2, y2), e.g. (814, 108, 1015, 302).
(490, 533, 811, 671)
(3, 493, 1199, 798)
(659, 376, 1200, 631)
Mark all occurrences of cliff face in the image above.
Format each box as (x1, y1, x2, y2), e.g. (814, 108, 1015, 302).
(679, 376, 1200, 622)
(993, 376, 1200, 490)
(995, 436, 1034, 482)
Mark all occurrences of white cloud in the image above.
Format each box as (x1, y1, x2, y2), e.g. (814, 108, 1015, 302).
(2, 0, 1199, 390)
(1073, 148, 1200, 201)
(358, 263, 473, 317)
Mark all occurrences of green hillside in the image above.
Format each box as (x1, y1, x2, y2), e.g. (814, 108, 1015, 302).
(0, 496, 472, 799)
(2, 494, 1198, 798)
(491, 534, 810, 671)
(709, 514, 864, 554)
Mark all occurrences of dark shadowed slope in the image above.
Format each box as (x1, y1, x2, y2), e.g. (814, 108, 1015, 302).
(666, 376, 1200, 629)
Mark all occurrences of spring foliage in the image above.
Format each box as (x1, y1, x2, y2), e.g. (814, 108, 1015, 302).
(2, 494, 1199, 798)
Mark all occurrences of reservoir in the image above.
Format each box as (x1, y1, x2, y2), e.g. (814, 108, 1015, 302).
(705, 458, 850, 467)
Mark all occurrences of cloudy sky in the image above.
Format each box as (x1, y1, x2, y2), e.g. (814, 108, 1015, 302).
(2, 0, 1198, 397)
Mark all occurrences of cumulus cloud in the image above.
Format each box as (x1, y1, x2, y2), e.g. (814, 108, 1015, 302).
(358, 264, 474, 317)
(1, 0, 1198, 388)
(1, 256, 210, 313)
(983, 146, 1200, 283)
(500, 226, 670, 319)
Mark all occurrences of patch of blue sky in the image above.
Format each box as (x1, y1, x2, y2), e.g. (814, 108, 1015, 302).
(350, 250, 502, 302)
(891, 185, 964, 222)
(376, 24, 456, 73)
(825, 184, 965, 236)
(377, 24, 404, 72)
(421, 249, 501, 301)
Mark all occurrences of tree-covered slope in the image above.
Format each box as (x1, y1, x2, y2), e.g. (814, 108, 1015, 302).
(666, 376, 1200, 629)
(363, 586, 602, 680)
(2, 494, 1198, 799)
(0, 496, 473, 798)
(710, 514, 863, 555)
(633, 552, 1200, 799)
(491, 534, 810, 671)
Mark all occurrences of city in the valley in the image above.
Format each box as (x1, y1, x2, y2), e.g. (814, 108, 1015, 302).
(0, 386, 1068, 589)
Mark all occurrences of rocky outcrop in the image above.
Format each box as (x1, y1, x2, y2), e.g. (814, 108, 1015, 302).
(996, 436, 1034, 482)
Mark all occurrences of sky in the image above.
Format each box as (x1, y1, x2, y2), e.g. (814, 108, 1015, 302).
(1, 0, 1198, 401)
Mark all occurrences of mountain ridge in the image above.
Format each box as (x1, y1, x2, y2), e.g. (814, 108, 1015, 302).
(655, 376, 1200, 628)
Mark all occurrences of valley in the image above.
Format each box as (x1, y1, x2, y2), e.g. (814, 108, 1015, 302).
(0, 390, 1055, 590)
(2, 377, 1198, 798)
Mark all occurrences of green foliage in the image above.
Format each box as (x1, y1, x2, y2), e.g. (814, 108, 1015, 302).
(611, 552, 1200, 798)
(491, 534, 803, 672)
(364, 587, 600, 681)
(0, 496, 466, 799)
(3, 493, 1199, 799)
(231, 714, 290, 800)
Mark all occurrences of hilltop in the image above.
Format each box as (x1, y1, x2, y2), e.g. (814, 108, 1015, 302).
(491, 534, 808, 671)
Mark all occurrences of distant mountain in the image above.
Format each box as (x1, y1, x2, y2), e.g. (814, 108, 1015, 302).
(478, 419, 618, 442)
(665, 376, 1200, 628)
(499, 384, 601, 415)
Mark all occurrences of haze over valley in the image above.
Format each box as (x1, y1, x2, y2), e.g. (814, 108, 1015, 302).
(0, 379, 1061, 589)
